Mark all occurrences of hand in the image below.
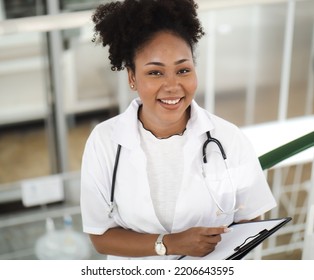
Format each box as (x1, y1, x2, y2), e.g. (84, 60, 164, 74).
(165, 227, 228, 257)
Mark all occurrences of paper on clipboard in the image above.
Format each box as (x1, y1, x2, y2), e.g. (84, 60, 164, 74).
(183, 217, 291, 260)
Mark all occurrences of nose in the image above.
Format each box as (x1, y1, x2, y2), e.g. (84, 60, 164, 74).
(164, 74, 180, 93)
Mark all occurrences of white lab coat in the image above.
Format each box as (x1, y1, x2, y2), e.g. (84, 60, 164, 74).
(80, 98, 277, 260)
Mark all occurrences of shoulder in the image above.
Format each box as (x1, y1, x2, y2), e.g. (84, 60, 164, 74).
(193, 103, 253, 157)
(86, 98, 141, 150)
(81, 115, 120, 167)
(209, 113, 239, 132)
(193, 102, 240, 135)
(87, 115, 120, 145)
(210, 114, 250, 146)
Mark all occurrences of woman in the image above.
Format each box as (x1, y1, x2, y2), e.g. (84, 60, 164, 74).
(80, 0, 277, 260)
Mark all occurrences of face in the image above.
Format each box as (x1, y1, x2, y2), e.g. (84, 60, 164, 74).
(127, 31, 198, 138)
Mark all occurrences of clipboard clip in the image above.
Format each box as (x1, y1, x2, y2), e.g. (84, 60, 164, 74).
(234, 229, 268, 252)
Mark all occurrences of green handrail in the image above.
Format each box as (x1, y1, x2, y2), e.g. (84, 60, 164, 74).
(258, 131, 314, 170)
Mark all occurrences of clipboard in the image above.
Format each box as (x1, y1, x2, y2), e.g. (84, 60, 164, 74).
(182, 217, 292, 260)
(226, 217, 291, 259)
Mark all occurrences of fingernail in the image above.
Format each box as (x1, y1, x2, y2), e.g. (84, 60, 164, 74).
(224, 227, 233, 233)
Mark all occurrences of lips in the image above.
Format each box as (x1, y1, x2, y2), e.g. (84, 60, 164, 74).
(159, 98, 182, 105)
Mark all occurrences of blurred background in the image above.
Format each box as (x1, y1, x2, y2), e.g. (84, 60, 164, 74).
(0, 0, 313, 260)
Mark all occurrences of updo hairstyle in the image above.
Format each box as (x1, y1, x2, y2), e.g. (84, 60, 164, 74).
(92, 0, 205, 71)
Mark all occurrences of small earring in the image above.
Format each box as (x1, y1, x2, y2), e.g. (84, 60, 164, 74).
(131, 84, 134, 89)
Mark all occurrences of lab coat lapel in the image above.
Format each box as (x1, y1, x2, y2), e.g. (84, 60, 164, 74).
(118, 145, 168, 233)
(111, 98, 141, 149)
(181, 100, 215, 179)
(171, 101, 215, 232)
(112, 99, 168, 232)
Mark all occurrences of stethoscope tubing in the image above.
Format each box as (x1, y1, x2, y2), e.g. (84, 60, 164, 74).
(201, 132, 238, 215)
(109, 144, 121, 217)
(202, 131, 226, 163)
(109, 131, 238, 217)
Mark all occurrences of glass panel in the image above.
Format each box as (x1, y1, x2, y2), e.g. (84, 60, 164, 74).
(2, 0, 112, 18)
(60, 0, 111, 11)
(196, 4, 285, 126)
(288, 0, 314, 117)
(197, 1, 314, 127)
(0, 23, 119, 259)
(3, 0, 46, 19)
(61, 24, 119, 172)
(0, 32, 51, 183)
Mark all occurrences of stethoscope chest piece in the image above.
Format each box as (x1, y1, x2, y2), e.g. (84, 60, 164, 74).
(108, 202, 116, 218)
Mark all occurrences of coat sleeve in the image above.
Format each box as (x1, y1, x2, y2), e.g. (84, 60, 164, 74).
(80, 127, 118, 235)
(231, 129, 277, 222)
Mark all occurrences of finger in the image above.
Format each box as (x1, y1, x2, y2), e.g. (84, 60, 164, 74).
(201, 233, 222, 244)
(202, 226, 229, 236)
(208, 234, 222, 243)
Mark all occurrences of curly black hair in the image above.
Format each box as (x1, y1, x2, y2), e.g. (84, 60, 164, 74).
(92, 0, 205, 71)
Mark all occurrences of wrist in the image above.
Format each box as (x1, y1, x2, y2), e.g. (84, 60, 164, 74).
(163, 233, 177, 256)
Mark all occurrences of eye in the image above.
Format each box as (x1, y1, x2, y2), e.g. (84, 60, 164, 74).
(148, 70, 163, 76)
(177, 68, 191, 75)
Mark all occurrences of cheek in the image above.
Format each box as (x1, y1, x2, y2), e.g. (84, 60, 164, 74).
(136, 87, 155, 105)
(136, 80, 160, 99)
(186, 76, 198, 96)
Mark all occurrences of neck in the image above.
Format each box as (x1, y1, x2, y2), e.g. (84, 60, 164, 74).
(138, 106, 190, 139)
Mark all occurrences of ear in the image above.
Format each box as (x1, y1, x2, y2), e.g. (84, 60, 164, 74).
(127, 67, 137, 91)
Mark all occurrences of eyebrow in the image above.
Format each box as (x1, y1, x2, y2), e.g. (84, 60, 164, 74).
(144, 59, 189, 66)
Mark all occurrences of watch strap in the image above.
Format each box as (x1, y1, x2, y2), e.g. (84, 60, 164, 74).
(156, 233, 165, 244)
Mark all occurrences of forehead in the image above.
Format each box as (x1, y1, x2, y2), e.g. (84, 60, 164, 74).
(135, 31, 193, 63)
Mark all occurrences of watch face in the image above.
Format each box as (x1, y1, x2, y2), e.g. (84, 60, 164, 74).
(156, 243, 166, 255)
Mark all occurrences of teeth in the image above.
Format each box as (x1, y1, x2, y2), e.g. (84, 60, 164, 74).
(160, 98, 180, 105)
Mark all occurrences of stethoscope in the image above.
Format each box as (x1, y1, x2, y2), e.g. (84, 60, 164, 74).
(202, 131, 239, 216)
(108, 131, 239, 218)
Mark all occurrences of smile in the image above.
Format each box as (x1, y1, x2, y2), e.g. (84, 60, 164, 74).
(159, 98, 181, 105)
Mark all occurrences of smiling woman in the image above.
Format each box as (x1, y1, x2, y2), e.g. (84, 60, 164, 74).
(129, 31, 197, 139)
(80, 0, 277, 260)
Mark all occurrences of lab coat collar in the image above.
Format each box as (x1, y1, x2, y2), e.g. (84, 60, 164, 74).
(186, 100, 215, 138)
(112, 98, 142, 149)
(112, 98, 215, 149)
